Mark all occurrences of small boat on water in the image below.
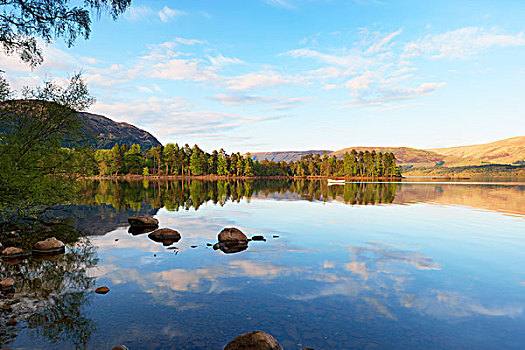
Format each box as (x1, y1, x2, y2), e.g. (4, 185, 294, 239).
(327, 178, 346, 185)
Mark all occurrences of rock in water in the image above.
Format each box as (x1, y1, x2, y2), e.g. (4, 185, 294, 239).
(251, 235, 265, 241)
(224, 330, 283, 350)
(95, 286, 110, 294)
(0, 278, 14, 291)
(33, 237, 65, 255)
(128, 216, 159, 228)
(219, 242, 248, 254)
(1, 247, 30, 260)
(128, 225, 156, 235)
(112, 346, 129, 350)
(148, 228, 181, 244)
(218, 228, 248, 244)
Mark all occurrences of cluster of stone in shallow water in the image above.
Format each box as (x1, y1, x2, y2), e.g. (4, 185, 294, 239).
(0, 236, 66, 289)
(121, 217, 315, 349)
(127, 215, 279, 254)
(0, 217, 311, 349)
(0, 237, 68, 341)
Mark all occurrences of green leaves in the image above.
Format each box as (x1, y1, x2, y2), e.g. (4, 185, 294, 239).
(0, 74, 94, 223)
(0, 0, 132, 67)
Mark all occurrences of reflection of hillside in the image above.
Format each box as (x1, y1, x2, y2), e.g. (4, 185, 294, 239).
(67, 180, 525, 235)
(393, 184, 525, 217)
(57, 204, 159, 236)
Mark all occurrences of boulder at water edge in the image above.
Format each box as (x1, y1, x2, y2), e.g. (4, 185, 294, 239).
(0, 278, 14, 291)
(112, 346, 129, 350)
(1, 247, 30, 260)
(33, 237, 65, 255)
(128, 216, 159, 227)
(148, 228, 181, 244)
(219, 242, 248, 254)
(128, 225, 156, 235)
(224, 330, 283, 350)
(95, 286, 110, 294)
(218, 228, 248, 244)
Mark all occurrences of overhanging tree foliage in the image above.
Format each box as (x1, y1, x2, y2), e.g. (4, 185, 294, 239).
(0, 73, 95, 224)
(0, 0, 132, 67)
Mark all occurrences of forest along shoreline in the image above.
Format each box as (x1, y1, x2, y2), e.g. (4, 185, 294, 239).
(84, 174, 404, 180)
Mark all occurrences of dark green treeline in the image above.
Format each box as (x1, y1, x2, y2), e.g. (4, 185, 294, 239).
(77, 143, 401, 178)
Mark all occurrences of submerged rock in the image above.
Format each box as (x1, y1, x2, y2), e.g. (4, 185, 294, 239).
(224, 330, 283, 350)
(128, 225, 156, 235)
(34, 253, 63, 262)
(128, 216, 159, 228)
(251, 235, 266, 241)
(148, 228, 181, 245)
(0, 278, 14, 291)
(95, 286, 110, 294)
(218, 228, 248, 244)
(33, 237, 65, 255)
(1, 247, 30, 260)
(219, 241, 248, 254)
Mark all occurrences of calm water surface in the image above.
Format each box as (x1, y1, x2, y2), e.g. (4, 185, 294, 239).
(2, 179, 525, 349)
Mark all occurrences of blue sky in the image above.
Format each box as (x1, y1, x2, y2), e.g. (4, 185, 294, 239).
(2, 0, 525, 152)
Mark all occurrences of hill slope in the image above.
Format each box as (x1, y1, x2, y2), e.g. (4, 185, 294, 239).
(80, 112, 162, 150)
(329, 147, 463, 168)
(249, 137, 524, 168)
(250, 150, 331, 162)
(428, 136, 525, 165)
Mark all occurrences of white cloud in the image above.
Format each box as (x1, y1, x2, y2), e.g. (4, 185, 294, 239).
(345, 71, 375, 91)
(265, 0, 294, 9)
(173, 37, 205, 45)
(210, 94, 274, 105)
(124, 5, 185, 23)
(225, 71, 291, 91)
(123, 6, 155, 22)
(209, 94, 309, 108)
(346, 82, 445, 107)
(207, 54, 244, 68)
(366, 28, 403, 54)
(285, 48, 373, 70)
(158, 6, 185, 23)
(147, 58, 218, 82)
(91, 96, 287, 141)
(404, 27, 525, 59)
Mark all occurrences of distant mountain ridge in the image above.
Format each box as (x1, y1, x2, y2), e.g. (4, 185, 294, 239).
(80, 112, 162, 150)
(249, 137, 525, 168)
(250, 150, 331, 163)
(429, 136, 525, 165)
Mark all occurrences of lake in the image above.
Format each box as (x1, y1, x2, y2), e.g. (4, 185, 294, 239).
(2, 179, 525, 349)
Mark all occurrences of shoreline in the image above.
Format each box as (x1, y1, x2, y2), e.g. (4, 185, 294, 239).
(83, 175, 405, 181)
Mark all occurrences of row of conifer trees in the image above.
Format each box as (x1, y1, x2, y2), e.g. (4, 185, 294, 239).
(79, 143, 401, 178)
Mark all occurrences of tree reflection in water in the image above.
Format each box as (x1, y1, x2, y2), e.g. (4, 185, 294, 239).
(76, 179, 399, 212)
(0, 239, 98, 349)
